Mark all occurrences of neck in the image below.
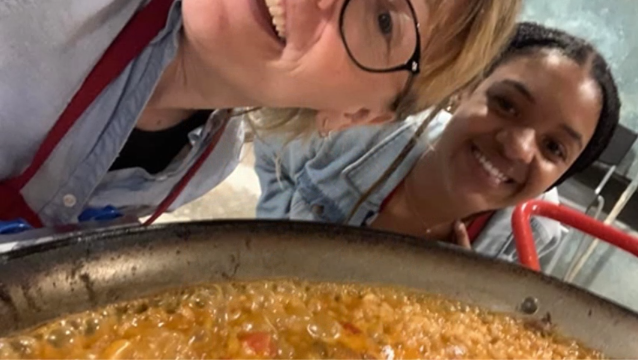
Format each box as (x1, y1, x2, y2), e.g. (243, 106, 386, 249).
(402, 153, 471, 228)
(147, 33, 260, 111)
(373, 152, 484, 241)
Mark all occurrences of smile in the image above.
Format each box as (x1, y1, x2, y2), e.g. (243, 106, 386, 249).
(471, 145, 512, 184)
(264, 0, 287, 41)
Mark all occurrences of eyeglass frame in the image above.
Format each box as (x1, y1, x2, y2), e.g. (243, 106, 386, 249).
(338, 0, 422, 76)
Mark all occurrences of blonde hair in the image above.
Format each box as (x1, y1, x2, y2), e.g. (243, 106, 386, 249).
(396, 0, 522, 118)
(249, 0, 521, 139)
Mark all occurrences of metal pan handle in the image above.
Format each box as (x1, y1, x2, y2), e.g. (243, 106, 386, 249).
(512, 200, 638, 272)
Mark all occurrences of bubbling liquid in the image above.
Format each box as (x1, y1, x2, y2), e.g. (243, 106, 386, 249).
(0, 281, 602, 359)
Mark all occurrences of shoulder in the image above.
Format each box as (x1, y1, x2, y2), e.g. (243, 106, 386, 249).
(0, 0, 148, 45)
(530, 188, 562, 238)
(254, 108, 452, 163)
(319, 108, 453, 161)
(0, 0, 149, 94)
(489, 189, 562, 240)
(473, 189, 563, 256)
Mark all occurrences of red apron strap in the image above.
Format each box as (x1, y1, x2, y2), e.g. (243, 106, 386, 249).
(0, 0, 175, 226)
(466, 211, 495, 243)
(0, 191, 43, 228)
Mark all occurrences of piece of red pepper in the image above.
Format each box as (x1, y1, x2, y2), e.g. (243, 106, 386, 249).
(239, 332, 277, 357)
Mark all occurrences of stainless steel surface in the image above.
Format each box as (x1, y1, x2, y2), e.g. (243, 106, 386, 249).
(566, 172, 638, 282)
(595, 166, 616, 195)
(550, 196, 604, 280)
(0, 221, 637, 357)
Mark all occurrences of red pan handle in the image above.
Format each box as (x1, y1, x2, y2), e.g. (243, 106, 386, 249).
(512, 200, 638, 271)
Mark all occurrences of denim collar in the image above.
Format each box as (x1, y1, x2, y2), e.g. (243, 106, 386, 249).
(341, 111, 451, 209)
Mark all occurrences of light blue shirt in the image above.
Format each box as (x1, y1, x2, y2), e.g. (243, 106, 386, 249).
(254, 111, 562, 263)
(0, 0, 244, 225)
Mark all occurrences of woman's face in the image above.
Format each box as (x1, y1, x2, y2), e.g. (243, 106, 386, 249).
(182, 0, 461, 129)
(432, 50, 602, 212)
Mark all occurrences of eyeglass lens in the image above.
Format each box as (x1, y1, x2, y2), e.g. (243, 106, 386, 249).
(341, 0, 418, 72)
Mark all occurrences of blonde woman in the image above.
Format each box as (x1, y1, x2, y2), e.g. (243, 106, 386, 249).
(0, 0, 519, 230)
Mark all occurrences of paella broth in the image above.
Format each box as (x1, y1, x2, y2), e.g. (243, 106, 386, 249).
(0, 281, 601, 359)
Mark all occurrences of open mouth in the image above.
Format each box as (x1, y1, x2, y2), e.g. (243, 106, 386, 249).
(264, 0, 287, 43)
(471, 145, 514, 185)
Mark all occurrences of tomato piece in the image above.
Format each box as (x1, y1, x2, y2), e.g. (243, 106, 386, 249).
(239, 332, 276, 357)
(341, 322, 362, 335)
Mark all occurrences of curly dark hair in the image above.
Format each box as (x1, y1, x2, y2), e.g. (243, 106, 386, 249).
(489, 22, 621, 186)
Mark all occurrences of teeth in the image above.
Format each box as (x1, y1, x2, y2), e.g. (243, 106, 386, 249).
(264, 0, 286, 40)
(472, 148, 510, 183)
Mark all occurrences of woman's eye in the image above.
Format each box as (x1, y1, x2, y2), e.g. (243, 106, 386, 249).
(543, 139, 566, 161)
(493, 95, 517, 116)
(377, 11, 393, 37)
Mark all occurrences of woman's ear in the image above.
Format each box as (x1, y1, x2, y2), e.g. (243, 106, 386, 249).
(316, 109, 395, 134)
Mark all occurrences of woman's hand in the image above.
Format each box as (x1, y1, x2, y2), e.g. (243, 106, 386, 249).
(453, 221, 472, 250)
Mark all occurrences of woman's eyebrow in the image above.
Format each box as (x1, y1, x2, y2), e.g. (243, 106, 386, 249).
(499, 79, 536, 104)
(560, 124, 583, 148)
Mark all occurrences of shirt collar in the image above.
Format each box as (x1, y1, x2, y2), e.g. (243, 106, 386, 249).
(342, 111, 451, 209)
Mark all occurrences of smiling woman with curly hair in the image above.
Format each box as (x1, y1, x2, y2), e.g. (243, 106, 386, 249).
(254, 22, 620, 259)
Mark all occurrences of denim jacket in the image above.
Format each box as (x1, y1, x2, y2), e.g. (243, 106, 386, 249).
(254, 111, 562, 263)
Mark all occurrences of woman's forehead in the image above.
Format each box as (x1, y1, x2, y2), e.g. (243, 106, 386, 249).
(487, 53, 600, 102)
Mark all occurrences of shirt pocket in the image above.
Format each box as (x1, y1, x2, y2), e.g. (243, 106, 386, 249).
(291, 171, 348, 224)
(289, 191, 324, 222)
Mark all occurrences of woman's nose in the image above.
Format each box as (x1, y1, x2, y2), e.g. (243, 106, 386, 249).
(496, 127, 536, 164)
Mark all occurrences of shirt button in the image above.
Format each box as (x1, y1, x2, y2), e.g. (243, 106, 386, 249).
(311, 204, 324, 216)
(63, 194, 77, 208)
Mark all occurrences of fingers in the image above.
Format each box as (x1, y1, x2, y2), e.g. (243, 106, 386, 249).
(454, 221, 472, 250)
